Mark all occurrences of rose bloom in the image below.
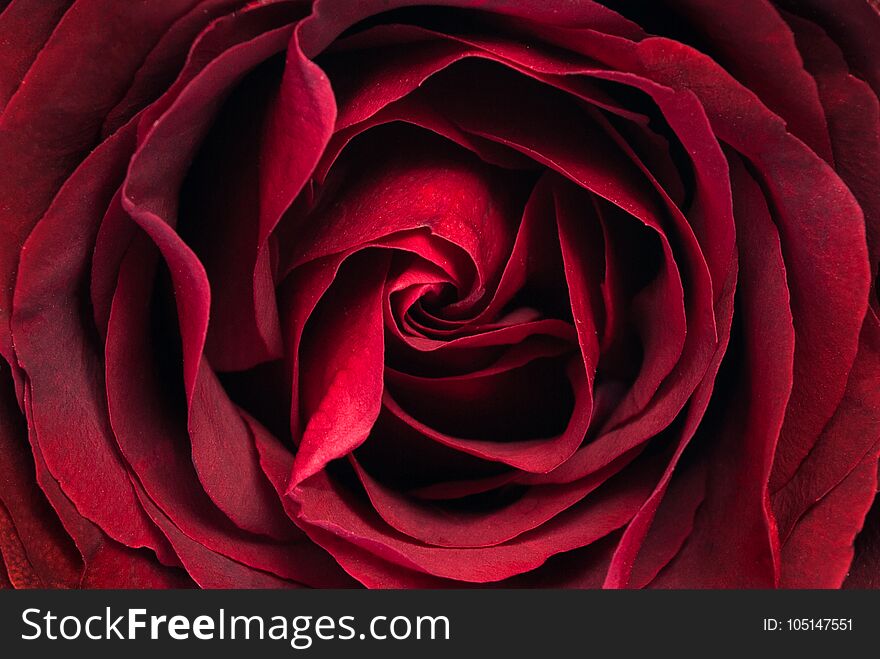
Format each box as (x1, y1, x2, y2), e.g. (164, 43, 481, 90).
(0, 0, 877, 589)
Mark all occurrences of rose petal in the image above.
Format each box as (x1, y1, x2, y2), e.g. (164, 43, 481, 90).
(650, 153, 794, 588)
(781, 441, 880, 588)
(629, 37, 871, 492)
(299, 0, 643, 58)
(775, 0, 880, 95)
(783, 11, 880, 310)
(104, 235, 347, 586)
(655, 0, 833, 162)
(101, 0, 259, 137)
(11, 121, 172, 557)
(289, 456, 658, 583)
(844, 490, 880, 589)
(0, 0, 70, 111)
(351, 449, 636, 548)
(135, 487, 300, 589)
(0, 362, 80, 588)
(0, 501, 42, 588)
(381, 359, 589, 474)
(289, 253, 389, 488)
(773, 313, 880, 546)
(285, 126, 525, 298)
(0, 0, 199, 369)
(27, 430, 188, 589)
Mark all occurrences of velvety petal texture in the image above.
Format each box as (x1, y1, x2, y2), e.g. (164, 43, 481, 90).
(0, 0, 877, 589)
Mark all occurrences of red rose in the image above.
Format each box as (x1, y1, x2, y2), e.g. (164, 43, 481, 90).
(0, 0, 878, 589)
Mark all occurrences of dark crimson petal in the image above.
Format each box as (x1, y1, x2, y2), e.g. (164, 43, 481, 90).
(775, 0, 880, 95)
(466, 17, 870, 496)
(101, 0, 254, 136)
(602, 266, 734, 588)
(121, 10, 297, 397)
(553, 182, 602, 383)
(384, 232, 474, 293)
(91, 3, 297, 343)
(120, 11, 317, 536)
(780, 441, 880, 588)
(0, 501, 42, 588)
(608, 117, 686, 210)
(381, 361, 589, 473)
(127, 1, 298, 144)
(321, 21, 651, 133)
(419, 65, 677, 242)
(580, 72, 735, 305)
(321, 21, 637, 137)
(605, 95, 736, 587)
(773, 313, 880, 549)
(282, 237, 453, 449)
(11, 121, 172, 557)
(0, 0, 199, 369)
(285, 128, 522, 298)
(490, 69, 732, 496)
(420, 67, 712, 424)
(783, 11, 880, 309)
(258, 1, 337, 237)
(388, 318, 577, 372)
(627, 37, 871, 492)
(324, 26, 472, 132)
(78, 540, 193, 589)
(289, 456, 659, 583)
(299, 526, 450, 588)
(465, 174, 567, 328)
(602, 139, 737, 587)
(177, 0, 332, 372)
(321, 23, 733, 317)
(628, 460, 707, 589)
(314, 92, 536, 194)
(295, 531, 624, 589)
(249, 412, 371, 588)
(384, 253, 470, 340)
(594, 202, 629, 361)
(605, 263, 736, 588)
(650, 154, 794, 588)
(299, 0, 643, 58)
(525, 97, 730, 489)
(845, 492, 880, 589)
(351, 450, 636, 548)
(410, 473, 518, 501)
(27, 432, 189, 589)
(560, 190, 685, 437)
(134, 487, 300, 589)
(0, 0, 71, 110)
(189, 360, 296, 539)
(104, 235, 347, 586)
(355, 401, 516, 493)
(496, 533, 620, 588)
(180, 61, 286, 371)
(90, 192, 137, 338)
(425, 68, 718, 485)
(385, 339, 570, 410)
(0, 362, 81, 588)
(289, 253, 389, 488)
(385, 346, 574, 444)
(283, 259, 343, 442)
(657, 0, 833, 162)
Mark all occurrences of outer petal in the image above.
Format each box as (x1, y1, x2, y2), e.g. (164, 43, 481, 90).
(628, 37, 870, 496)
(12, 121, 171, 557)
(0, 0, 200, 368)
(650, 153, 793, 588)
(0, 363, 80, 588)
